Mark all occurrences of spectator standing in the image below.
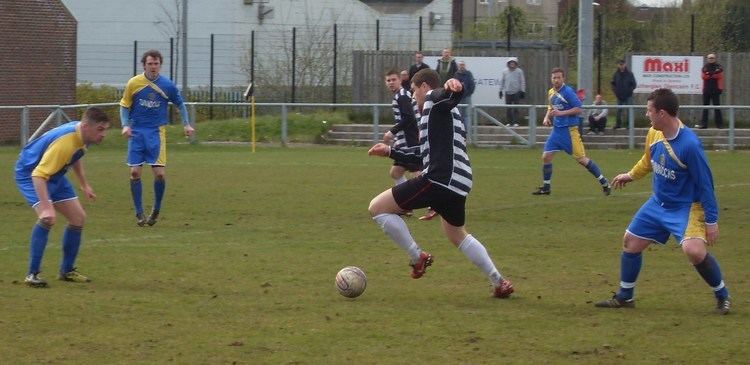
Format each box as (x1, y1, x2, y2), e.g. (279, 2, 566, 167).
(610, 59, 637, 129)
(587, 94, 609, 135)
(697, 53, 724, 129)
(454, 60, 476, 126)
(408, 51, 430, 82)
(400, 70, 410, 90)
(435, 48, 458, 84)
(498, 59, 526, 127)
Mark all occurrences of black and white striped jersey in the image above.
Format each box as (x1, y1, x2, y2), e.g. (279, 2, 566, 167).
(390, 88, 472, 196)
(389, 87, 420, 149)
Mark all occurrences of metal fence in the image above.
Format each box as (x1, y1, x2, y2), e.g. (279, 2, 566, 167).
(3, 102, 749, 150)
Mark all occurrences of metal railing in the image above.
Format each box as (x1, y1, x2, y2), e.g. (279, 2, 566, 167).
(3, 102, 749, 150)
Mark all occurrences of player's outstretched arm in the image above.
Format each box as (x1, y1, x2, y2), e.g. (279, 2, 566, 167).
(611, 173, 633, 189)
(368, 143, 390, 157)
(444, 78, 463, 93)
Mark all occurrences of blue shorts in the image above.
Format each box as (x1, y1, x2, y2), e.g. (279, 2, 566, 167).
(15, 175, 77, 207)
(544, 125, 586, 158)
(626, 196, 706, 245)
(127, 126, 167, 167)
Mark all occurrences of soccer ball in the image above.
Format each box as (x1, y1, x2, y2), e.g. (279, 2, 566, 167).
(335, 266, 367, 298)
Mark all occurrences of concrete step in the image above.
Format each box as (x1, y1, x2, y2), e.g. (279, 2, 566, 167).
(324, 124, 750, 149)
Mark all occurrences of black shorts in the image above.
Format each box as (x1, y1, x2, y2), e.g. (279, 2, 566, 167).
(392, 175, 467, 227)
(393, 160, 423, 172)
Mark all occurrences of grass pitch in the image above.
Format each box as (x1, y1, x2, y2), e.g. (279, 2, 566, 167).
(1, 138, 748, 364)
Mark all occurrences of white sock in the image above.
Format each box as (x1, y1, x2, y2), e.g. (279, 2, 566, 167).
(393, 176, 407, 185)
(373, 213, 421, 261)
(458, 235, 503, 285)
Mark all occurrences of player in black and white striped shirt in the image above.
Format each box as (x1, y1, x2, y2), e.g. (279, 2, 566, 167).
(382, 69, 421, 186)
(368, 68, 514, 298)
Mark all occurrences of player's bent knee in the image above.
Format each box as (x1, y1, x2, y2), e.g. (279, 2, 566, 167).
(681, 239, 707, 264)
(39, 217, 55, 228)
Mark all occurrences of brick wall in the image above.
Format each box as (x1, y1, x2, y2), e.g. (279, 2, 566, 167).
(0, 0, 76, 145)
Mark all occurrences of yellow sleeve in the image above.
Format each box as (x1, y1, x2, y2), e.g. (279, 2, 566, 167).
(31, 135, 78, 180)
(119, 77, 136, 108)
(627, 127, 658, 180)
(546, 88, 554, 111)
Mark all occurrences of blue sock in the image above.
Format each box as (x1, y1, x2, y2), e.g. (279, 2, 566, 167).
(28, 222, 51, 274)
(694, 253, 729, 300)
(130, 178, 143, 215)
(153, 178, 165, 211)
(585, 160, 608, 186)
(60, 225, 83, 274)
(542, 163, 552, 190)
(617, 251, 642, 300)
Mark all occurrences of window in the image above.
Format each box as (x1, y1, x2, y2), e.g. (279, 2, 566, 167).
(526, 0, 542, 5)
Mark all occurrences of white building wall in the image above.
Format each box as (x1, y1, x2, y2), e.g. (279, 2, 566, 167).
(62, 0, 453, 87)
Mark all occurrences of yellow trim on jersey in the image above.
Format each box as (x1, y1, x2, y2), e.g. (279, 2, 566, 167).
(119, 74, 169, 108)
(32, 125, 85, 179)
(628, 127, 660, 180)
(546, 88, 554, 111)
(683, 202, 706, 242)
(569, 126, 587, 159)
(155, 126, 167, 166)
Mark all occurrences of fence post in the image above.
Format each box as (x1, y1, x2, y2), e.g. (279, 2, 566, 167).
(291, 27, 296, 103)
(628, 106, 635, 149)
(333, 24, 337, 105)
(250, 30, 255, 84)
(418, 17, 423, 51)
(465, 104, 473, 146)
(376, 19, 380, 51)
(528, 106, 537, 147)
(169, 37, 175, 124)
(210, 33, 215, 120)
(133, 40, 138, 76)
(728, 107, 735, 151)
(281, 103, 288, 147)
(372, 105, 380, 143)
(20, 106, 29, 145)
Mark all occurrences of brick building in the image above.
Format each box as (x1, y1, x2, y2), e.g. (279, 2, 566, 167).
(0, 0, 77, 145)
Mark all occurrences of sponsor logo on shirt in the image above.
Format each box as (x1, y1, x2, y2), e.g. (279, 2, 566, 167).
(652, 155, 676, 180)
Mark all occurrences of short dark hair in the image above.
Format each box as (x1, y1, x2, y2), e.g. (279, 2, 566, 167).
(82, 107, 110, 124)
(647, 88, 679, 117)
(385, 68, 400, 77)
(551, 67, 565, 76)
(411, 68, 439, 89)
(141, 49, 163, 65)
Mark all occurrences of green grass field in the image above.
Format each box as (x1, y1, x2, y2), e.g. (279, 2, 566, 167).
(1, 136, 749, 364)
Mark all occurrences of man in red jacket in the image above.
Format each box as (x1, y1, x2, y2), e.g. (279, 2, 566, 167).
(696, 53, 724, 129)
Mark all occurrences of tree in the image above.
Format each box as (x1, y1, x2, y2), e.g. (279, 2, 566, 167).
(155, 0, 182, 81)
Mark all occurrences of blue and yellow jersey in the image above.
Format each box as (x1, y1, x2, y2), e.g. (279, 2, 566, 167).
(628, 125, 718, 223)
(119, 74, 184, 128)
(15, 122, 86, 181)
(546, 84, 581, 127)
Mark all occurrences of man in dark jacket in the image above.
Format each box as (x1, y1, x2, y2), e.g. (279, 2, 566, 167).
(407, 51, 430, 82)
(454, 60, 476, 125)
(696, 53, 724, 129)
(610, 60, 637, 129)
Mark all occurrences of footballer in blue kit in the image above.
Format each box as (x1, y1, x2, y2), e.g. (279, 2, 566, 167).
(120, 49, 194, 226)
(532, 67, 611, 196)
(595, 88, 731, 314)
(14, 107, 110, 287)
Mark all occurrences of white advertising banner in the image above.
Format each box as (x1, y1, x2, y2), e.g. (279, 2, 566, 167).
(423, 56, 517, 105)
(631, 55, 704, 95)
